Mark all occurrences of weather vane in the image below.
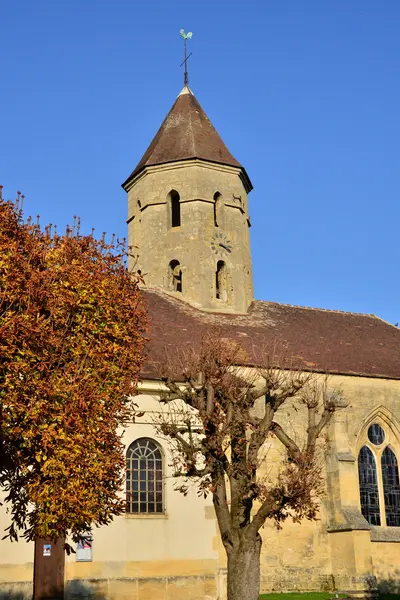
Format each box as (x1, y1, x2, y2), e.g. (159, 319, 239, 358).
(180, 29, 193, 87)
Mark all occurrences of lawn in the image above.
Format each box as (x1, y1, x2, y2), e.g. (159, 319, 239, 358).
(260, 594, 400, 600)
(259, 594, 347, 600)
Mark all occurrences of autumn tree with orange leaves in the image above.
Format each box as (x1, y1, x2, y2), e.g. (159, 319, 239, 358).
(156, 336, 346, 600)
(0, 192, 147, 594)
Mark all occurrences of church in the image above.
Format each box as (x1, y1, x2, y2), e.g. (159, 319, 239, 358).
(1, 82, 400, 600)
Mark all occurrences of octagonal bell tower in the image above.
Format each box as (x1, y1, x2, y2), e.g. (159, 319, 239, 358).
(122, 86, 253, 314)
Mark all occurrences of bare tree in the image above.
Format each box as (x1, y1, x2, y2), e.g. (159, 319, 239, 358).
(155, 334, 343, 600)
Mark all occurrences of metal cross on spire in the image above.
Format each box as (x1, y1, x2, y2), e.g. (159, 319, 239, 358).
(180, 29, 193, 87)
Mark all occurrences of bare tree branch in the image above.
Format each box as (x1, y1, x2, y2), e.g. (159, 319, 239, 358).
(152, 332, 343, 600)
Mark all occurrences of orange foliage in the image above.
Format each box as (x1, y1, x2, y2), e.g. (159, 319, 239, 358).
(0, 198, 147, 542)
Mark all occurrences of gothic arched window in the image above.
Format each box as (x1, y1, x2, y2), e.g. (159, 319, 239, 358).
(126, 438, 164, 514)
(358, 445, 381, 526)
(168, 260, 182, 293)
(168, 190, 181, 228)
(382, 447, 400, 526)
(357, 423, 400, 527)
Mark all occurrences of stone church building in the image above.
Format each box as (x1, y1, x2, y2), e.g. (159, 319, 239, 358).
(2, 85, 400, 599)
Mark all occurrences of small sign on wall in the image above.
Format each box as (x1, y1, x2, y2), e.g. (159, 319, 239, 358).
(43, 544, 51, 557)
(76, 537, 93, 562)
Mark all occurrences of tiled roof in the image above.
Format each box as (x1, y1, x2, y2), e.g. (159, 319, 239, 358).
(122, 87, 251, 188)
(141, 289, 400, 380)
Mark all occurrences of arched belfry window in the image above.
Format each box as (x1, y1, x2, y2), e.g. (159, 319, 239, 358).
(358, 446, 381, 525)
(126, 438, 164, 514)
(213, 192, 223, 228)
(135, 200, 142, 246)
(216, 260, 227, 301)
(357, 422, 400, 527)
(168, 260, 182, 293)
(168, 190, 181, 228)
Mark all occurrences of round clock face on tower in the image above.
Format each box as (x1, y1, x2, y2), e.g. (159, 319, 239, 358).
(210, 232, 233, 256)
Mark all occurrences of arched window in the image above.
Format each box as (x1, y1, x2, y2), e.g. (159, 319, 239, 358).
(382, 447, 400, 526)
(358, 446, 381, 526)
(126, 438, 164, 514)
(216, 260, 227, 301)
(132, 199, 142, 248)
(357, 423, 400, 527)
(168, 190, 181, 228)
(168, 260, 182, 293)
(213, 192, 223, 228)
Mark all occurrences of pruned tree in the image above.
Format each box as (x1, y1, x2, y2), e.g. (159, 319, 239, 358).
(155, 335, 344, 600)
(0, 194, 147, 596)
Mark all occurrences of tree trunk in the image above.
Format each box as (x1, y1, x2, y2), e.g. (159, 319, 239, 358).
(33, 537, 65, 600)
(227, 534, 262, 600)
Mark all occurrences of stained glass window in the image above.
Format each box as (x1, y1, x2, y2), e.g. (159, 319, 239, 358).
(126, 438, 164, 514)
(358, 445, 381, 526)
(382, 447, 400, 527)
(368, 424, 385, 446)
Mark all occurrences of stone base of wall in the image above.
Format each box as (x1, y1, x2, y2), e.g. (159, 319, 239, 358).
(0, 581, 32, 600)
(0, 575, 217, 600)
(260, 572, 335, 594)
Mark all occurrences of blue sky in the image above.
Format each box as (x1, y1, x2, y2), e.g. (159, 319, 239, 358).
(1, 1, 399, 324)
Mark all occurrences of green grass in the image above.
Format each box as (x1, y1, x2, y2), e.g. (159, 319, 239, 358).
(259, 594, 400, 600)
(259, 594, 347, 600)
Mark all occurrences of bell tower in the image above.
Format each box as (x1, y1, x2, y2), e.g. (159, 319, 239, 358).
(122, 86, 254, 314)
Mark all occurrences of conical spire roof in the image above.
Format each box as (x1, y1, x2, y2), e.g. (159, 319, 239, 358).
(123, 87, 251, 189)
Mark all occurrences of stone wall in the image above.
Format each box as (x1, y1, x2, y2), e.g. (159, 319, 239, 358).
(126, 160, 253, 313)
(1, 375, 400, 598)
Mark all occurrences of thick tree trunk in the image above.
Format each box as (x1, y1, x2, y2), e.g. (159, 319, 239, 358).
(33, 537, 65, 599)
(226, 534, 262, 600)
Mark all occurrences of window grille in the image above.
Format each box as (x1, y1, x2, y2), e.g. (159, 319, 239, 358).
(368, 423, 385, 446)
(126, 438, 164, 514)
(358, 423, 400, 528)
(358, 445, 381, 526)
(382, 447, 400, 527)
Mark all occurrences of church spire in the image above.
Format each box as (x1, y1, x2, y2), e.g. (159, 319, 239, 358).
(122, 87, 251, 190)
(122, 30, 251, 190)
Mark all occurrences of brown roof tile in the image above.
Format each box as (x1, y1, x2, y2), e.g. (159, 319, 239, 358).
(141, 289, 400, 380)
(122, 87, 251, 188)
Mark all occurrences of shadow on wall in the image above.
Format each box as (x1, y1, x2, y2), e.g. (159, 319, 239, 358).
(377, 571, 400, 597)
(0, 581, 108, 600)
(365, 570, 400, 599)
(66, 580, 108, 600)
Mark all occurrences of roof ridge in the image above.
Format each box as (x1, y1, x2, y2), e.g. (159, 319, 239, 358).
(254, 298, 377, 319)
(144, 288, 380, 321)
(369, 313, 400, 329)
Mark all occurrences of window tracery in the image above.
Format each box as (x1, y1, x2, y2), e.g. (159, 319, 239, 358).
(358, 445, 381, 525)
(126, 438, 164, 514)
(382, 447, 400, 526)
(357, 423, 400, 527)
